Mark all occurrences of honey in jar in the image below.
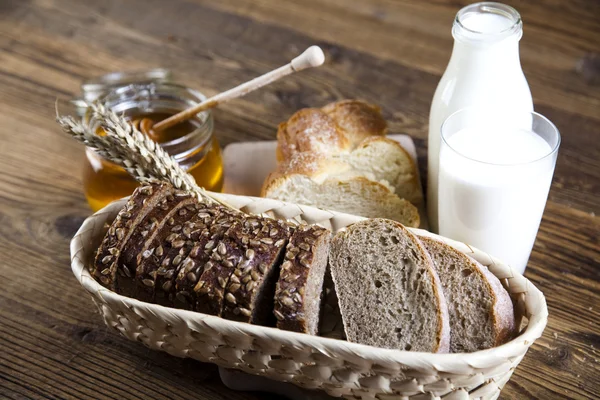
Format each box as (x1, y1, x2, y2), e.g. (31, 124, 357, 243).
(81, 82, 223, 211)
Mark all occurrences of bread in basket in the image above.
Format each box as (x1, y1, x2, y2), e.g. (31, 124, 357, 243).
(71, 191, 547, 399)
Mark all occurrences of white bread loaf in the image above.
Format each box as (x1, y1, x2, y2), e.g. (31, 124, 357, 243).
(266, 100, 423, 225)
(262, 153, 420, 227)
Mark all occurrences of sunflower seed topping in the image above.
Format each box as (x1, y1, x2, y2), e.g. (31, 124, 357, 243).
(171, 225, 182, 232)
(187, 272, 198, 283)
(142, 279, 154, 287)
(172, 254, 182, 266)
(171, 239, 185, 249)
(101, 255, 112, 264)
(155, 246, 164, 257)
(225, 293, 237, 304)
(280, 296, 294, 307)
(274, 310, 285, 321)
(229, 283, 241, 293)
(239, 307, 252, 317)
(142, 249, 154, 259)
(299, 243, 311, 251)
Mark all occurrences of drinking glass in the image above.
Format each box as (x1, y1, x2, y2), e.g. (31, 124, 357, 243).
(438, 108, 560, 274)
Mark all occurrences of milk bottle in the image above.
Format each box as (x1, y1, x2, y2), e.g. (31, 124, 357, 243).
(427, 2, 533, 232)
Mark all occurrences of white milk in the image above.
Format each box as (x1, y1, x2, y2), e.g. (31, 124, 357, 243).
(428, 3, 533, 232)
(438, 127, 554, 273)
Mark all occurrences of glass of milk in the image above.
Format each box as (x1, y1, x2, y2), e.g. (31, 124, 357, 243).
(438, 108, 560, 274)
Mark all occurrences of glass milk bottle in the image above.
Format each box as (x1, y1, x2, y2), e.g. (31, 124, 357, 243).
(427, 2, 533, 232)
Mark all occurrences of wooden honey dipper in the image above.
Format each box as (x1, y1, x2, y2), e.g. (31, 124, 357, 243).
(139, 46, 325, 135)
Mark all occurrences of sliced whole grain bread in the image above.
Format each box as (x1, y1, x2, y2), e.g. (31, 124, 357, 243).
(274, 224, 331, 334)
(419, 236, 516, 352)
(194, 219, 246, 316)
(92, 182, 170, 290)
(172, 206, 235, 310)
(151, 201, 211, 306)
(220, 216, 292, 325)
(134, 196, 196, 303)
(329, 218, 450, 352)
(115, 189, 190, 298)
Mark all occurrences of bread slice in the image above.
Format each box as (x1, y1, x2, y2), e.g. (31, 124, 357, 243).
(321, 99, 387, 147)
(193, 217, 246, 317)
(92, 182, 170, 291)
(419, 236, 516, 352)
(274, 224, 331, 334)
(276, 108, 349, 162)
(263, 173, 419, 227)
(334, 137, 423, 206)
(220, 217, 292, 324)
(329, 219, 450, 352)
(133, 196, 197, 303)
(172, 206, 235, 310)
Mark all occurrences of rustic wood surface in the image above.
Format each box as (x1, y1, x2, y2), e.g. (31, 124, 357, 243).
(0, 0, 598, 399)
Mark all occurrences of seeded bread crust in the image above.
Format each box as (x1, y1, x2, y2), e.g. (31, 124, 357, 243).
(92, 182, 169, 290)
(134, 196, 196, 303)
(221, 217, 292, 324)
(115, 189, 187, 298)
(194, 218, 245, 316)
(151, 201, 209, 306)
(274, 224, 331, 334)
(171, 206, 232, 310)
(171, 207, 238, 311)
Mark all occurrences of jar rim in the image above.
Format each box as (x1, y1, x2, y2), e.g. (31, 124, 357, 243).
(100, 81, 213, 150)
(82, 69, 172, 98)
(453, 2, 522, 43)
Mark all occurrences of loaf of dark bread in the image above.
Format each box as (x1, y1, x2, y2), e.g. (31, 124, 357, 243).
(274, 224, 330, 334)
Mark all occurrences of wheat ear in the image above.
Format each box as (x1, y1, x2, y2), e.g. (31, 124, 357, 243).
(56, 101, 223, 206)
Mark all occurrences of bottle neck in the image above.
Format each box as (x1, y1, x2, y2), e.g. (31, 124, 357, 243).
(449, 2, 523, 68)
(450, 36, 522, 66)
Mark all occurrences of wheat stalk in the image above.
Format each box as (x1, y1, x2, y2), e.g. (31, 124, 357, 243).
(56, 101, 222, 206)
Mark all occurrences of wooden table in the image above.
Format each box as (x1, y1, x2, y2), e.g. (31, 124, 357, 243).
(1, 1, 598, 399)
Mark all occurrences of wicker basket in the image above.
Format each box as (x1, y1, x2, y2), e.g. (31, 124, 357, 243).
(70, 193, 548, 400)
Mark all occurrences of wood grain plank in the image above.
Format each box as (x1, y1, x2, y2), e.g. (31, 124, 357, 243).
(0, 0, 598, 399)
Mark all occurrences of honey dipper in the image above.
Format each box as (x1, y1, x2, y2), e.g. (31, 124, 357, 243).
(143, 46, 325, 134)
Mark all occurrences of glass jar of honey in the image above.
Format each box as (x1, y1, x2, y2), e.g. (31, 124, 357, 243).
(82, 81, 224, 211)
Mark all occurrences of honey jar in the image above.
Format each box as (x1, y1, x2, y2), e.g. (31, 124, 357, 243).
(81, 80, 223, 211)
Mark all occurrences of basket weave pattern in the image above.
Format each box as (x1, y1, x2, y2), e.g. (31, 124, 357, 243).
(70, 193, 548, 400)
